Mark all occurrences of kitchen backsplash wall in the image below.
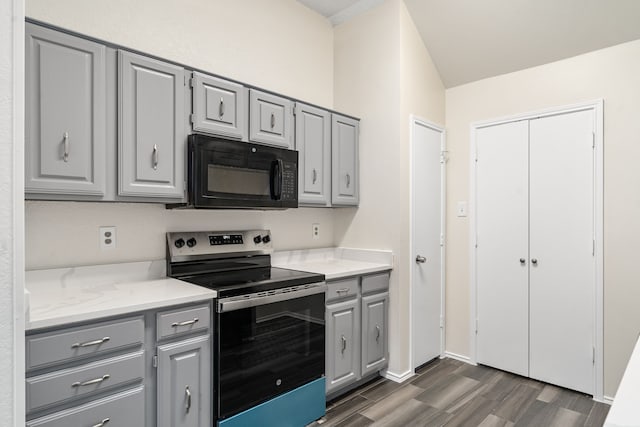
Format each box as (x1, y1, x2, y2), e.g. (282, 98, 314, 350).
(26, 201, 336, 269)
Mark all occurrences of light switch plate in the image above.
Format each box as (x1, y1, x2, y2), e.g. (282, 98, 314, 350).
(457, 202, 468, 217)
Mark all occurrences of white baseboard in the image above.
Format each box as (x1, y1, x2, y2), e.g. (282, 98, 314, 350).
(382, 369, 414, 383)
(602, 395, 614, 405)
(443, 351, 474, 365)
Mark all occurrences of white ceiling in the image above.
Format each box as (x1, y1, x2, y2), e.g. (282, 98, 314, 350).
(299, 0, 640, 88)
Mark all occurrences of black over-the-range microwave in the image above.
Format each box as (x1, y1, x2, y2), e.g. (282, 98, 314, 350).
(168, 134, 298, 209)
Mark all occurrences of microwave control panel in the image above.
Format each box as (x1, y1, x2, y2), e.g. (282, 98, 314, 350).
(282, 162, 297, 200)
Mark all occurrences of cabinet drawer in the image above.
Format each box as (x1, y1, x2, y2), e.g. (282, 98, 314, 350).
(326, 278, 359, 303)
(361, 272, 390, 295)
(27, 385, 144, 427)
(249, 89, 293, 148)
(26, 317, 144, 370)
(26, 350, 144, 413)
(156, 304, 210, 341)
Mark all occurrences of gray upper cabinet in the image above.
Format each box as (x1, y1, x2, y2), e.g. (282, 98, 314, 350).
(331, 114, 359, 206)
(25, 23, 107, 196)
(361, 292, 389, 377)
(249, 89, 293, 148)
(157, 335, 211, 427)
(118, 50, 185, 198)
(191, 72, 247, 140)
(295, 103, 331, 206)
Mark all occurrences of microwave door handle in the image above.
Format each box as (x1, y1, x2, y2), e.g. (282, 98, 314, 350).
(271, 159, 283, 200)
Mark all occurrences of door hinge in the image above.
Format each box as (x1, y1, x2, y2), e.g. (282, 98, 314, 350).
(152, 355, 158, 368)
(592, 347, 596, 364)
(189, 77, 195, 88)
(475, 318, 478, 335)
(293, 105, 298, 116)
(592, 132, 595, 149)
(189, 113, 195, 124)
(440, 233, 444, 247)
(440, 150, 449, 164)
(440, 315, 444, 329)
(592, 239, 595, 256)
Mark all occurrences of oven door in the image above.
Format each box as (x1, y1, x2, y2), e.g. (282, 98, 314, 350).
(189, 134, 298, 209)
(216, 284, 326, 420)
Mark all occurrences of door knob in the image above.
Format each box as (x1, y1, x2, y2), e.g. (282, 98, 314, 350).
(519, 258, 526, 264)
(416, 255, 426, 264)
(531, 258, 538, 265)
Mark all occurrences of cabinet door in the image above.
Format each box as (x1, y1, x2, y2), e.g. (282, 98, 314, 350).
(118, 51, 185, 198)
(331, 114, 359, 206)
(249, 90, 293, 148)
(326, 299, 360, 394)
(475, 121, 530, 377)
(25, 23, 106, 196)
(157, 335, 211, 427)
(191, 72, 247, 140)
(361, 292, 389, 377)
(295, 103, 331, 206)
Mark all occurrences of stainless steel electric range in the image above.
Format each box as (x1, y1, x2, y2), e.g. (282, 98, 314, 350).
(167, 230, 327, 427)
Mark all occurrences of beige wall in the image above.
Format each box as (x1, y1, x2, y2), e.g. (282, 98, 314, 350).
(24, 0, 337, 269)
(445, 39, 640, 397)
(334, 0, 444, 376)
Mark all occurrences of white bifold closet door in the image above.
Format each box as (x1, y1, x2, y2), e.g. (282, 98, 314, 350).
(476, 109, 595, 394)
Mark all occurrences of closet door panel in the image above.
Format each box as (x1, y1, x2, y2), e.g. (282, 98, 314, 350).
(475, 121, 530, 376)
(529, 110, 595, 394)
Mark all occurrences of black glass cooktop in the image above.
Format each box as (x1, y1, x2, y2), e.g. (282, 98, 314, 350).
(178, 266, 325, 298)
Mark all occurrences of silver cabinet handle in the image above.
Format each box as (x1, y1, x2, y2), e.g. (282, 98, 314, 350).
(152, 144, 159, 170)
(270, 112, 275, 128)
(62, 132, 70, 162)
(71, 336, 110, 349)
(91, 418, 110, 427)
(520, 258, 526, 264)
(185, 386, 192, 413)
(346, 173, 351, 188)
(312, 168, 317, 184)
(416, 255, 426, 263)
(71, 374, 110, 388)
(336, 288, 350, 295)
(172, 317, 199, 327)
(341, 335, 347, 354)
(219, 97, 225, 118)
(376, 325, 381, 342)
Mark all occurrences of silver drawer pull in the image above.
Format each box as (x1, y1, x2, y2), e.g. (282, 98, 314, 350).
(219, 97, 225, 117)
(71, 374, 110, 388)
(185, 385, 192, 413)
(91, 418, 110, 427)
(71, 336, 110, 349)
(62, 132, 70, 162)
(172, 317, 199, 327)
(376, 325, 381, 342)
(336, 288, 350, 295)
(341, 335, 347, 354)
(152, 144, 159, 170)
(270, 112, 275, 128)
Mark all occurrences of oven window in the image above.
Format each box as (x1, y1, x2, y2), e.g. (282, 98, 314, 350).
(208, 164, 270, 196)
(217, 293, 325, 419)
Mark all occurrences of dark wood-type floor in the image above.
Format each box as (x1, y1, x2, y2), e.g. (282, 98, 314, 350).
(313, 358, 610, 427)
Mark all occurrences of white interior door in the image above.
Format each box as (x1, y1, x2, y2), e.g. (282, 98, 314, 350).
(475, 121, 530, 377)
(411, 118, 444, 369)
(529, 110, 595, 394)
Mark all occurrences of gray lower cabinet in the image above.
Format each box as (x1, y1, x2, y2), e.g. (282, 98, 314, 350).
(191, 71, 247, 140)
(295, 103, 331, 206)
(331, 114, 360, 206)
(325, 272, 389, 397)
(118, 50, 185, 198)
(249, 89, 294, 148)
(157, 335, 211, 427)
(326, 298, 360, 394)
(26, 301, 212, 427)
(25, 23, 107, 197)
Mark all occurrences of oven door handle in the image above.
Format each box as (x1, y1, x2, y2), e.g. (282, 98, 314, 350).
(217, 282, 327, 313)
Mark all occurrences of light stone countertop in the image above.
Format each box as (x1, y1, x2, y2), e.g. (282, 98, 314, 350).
(25, 260, 216, 331)
(604, 334, 640, 427)
(273, 247, 393, 280)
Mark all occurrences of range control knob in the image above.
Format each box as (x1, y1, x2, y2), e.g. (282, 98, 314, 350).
(253, 235, 262, 244)
(186, 238, 197, 248)
(174, 238, 185, 248)
(261, 235, 271, 244)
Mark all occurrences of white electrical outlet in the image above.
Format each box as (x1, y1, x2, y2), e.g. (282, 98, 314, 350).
(99, 226, 117, 250)
(312, 223, 320, 240)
